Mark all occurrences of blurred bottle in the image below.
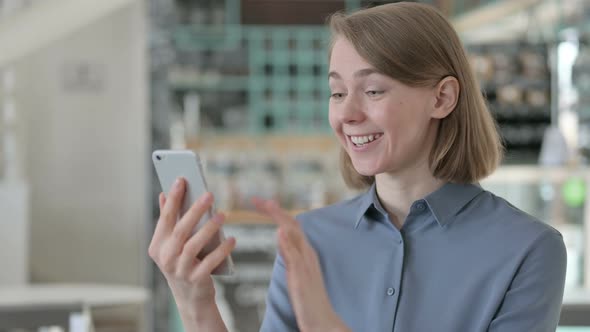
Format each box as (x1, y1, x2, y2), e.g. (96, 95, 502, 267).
(234, 151, 282, 210)
(183, 93, 201, 141)
(202, 149, 237, 211)
(283, 154, 326, 210)
(573, 38, 590, 163)
(539, 126, 570, 166)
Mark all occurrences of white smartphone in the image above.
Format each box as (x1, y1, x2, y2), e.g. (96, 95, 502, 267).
(152, 149, 234, 275)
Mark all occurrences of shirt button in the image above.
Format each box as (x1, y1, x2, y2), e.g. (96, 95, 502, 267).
(416, 202, 426, 211)
(387, 288, 395, 296)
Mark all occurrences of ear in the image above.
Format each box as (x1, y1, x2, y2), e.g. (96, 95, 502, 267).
(431, 76, 459, 119)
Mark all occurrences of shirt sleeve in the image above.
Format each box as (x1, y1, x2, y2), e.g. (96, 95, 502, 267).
(488, 229, 567, 332)
(259, 252, 299, 332)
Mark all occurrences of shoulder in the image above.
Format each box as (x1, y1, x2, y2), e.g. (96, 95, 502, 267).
(467, 189, 564, 253)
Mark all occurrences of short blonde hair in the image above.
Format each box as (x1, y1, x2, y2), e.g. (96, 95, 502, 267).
(328, 2, 503, 190)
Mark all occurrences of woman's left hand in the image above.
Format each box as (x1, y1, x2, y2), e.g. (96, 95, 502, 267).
(253, 198, 351, 332)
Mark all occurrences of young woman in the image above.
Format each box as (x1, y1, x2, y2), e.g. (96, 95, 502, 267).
(149, 3, 567, 331)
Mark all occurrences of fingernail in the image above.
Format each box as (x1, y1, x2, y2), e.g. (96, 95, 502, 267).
(202, 192, 213, 203)
(175, 177, 183, 188)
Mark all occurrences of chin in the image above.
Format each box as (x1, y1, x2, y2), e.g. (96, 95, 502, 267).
(350, 160, 383, 177)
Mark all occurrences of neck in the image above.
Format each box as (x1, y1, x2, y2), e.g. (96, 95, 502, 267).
(375, 159, 444, 229)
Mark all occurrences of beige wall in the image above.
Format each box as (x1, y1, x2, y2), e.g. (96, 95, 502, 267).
(14, 1, 148, 285)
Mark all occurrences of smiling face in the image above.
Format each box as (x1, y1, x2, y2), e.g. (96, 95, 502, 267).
(328, 37, 441, 177)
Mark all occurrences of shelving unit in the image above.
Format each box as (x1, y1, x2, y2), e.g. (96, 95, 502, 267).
(467, 42, 552, 163)
(170, 24, 332, 134)
(167, 0, 520, 136)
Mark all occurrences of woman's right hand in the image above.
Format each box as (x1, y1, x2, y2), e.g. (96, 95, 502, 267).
(148, 177, 236, 321)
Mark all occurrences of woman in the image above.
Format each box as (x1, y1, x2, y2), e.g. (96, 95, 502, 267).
(149, 2, 567, 331)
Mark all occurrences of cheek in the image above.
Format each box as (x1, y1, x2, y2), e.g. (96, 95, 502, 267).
(375, 106, 403, 135)
(328, 106, 340, 132)
(390, 113, 432, 150)
(378, 106, 422, 148)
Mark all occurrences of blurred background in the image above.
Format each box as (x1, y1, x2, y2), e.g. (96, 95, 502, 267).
(1, 0, 590, 331)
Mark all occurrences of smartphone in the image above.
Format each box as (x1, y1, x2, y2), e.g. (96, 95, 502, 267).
(152, 149, 234, 275)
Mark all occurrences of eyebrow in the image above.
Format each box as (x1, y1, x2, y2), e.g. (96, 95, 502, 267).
(328, 68, 381, 80)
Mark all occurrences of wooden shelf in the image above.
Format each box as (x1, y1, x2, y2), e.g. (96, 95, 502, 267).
(221, 209, 306, 225)
(186, 134, 339, 152)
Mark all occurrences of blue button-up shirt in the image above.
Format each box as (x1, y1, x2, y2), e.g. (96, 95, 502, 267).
(260, 182, 566, 332)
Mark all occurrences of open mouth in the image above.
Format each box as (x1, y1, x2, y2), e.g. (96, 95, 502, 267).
(348, 133, 383, 147)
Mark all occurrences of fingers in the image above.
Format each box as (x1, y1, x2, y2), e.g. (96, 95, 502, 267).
(177, 213, 225, 275)
(158, 192, 166, 210)
(252, 197, 298, 228)
(252, 197, 287, 219)
(173, 192, 214, 243)
(277, 227, 291, 266)
(253, 197, 308, 253)
(253, 198, 317, 279)
(192, 236, 236, 280)
(158, 178, 186, 234)
(277, 226, 304, 268)
(153, 193, 166, 242)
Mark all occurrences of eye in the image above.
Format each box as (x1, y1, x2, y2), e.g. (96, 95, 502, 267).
(366, 90, 384, 96)
(330, 92, 345, 99)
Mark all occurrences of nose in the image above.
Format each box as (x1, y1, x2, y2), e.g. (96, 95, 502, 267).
(337, 92, 365, 124)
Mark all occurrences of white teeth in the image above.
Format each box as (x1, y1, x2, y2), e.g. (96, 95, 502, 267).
(350, 134, 381, 146)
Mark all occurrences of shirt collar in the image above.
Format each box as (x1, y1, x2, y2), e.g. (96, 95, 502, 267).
(353, 182, 483, 229)
(353, 182, 389, 229)
(353, 183, 380, 229)
(424, 182, 483, 227)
